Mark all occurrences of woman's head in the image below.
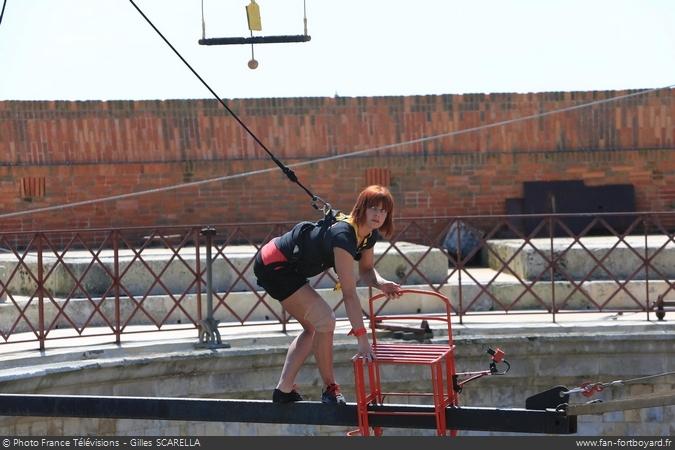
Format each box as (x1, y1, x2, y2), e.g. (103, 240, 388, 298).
(350, 185, 395, 238)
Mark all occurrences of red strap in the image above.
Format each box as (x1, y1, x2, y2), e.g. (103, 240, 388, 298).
(260, 239, 287, 266)
(348, 327, 367, 337)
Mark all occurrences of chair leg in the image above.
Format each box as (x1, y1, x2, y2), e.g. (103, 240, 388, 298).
(369, 360, 383, 405)
(445, 354, 457, 405)
(431, 362, 447, 436)
(443, 355, 459, 436)
(353, 359, 370, 436)
(368, 360, 382, 435)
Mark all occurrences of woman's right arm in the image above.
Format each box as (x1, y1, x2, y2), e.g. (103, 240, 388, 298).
(334, 247, 375, 361)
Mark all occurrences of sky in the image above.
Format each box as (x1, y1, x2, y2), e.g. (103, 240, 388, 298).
(0, 0, 674, 101)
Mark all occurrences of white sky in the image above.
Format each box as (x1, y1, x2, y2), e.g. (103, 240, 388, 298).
(1, 0, 674, 101)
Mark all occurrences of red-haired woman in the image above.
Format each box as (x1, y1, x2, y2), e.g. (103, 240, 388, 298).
(254, 185, 403, 404)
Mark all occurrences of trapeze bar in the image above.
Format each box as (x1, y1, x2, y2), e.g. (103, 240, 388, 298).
(0, 394, 576, 434)
(198, 35, 311, 45)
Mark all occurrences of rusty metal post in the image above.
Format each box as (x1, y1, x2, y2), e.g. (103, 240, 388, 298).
(549, 217, 556, 323)
(197, 227, 227, 348)
(113, 230, 121, 344)
(456, 220, 464, 324)
(644, 216, 651, 321)
(194, 228, 203, 323)
(37, 233, 45, 351)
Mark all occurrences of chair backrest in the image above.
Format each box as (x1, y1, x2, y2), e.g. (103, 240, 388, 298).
(367, 289, 454, 346)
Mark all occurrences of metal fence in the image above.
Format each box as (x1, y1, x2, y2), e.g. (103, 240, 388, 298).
(0, 212, 673, 350)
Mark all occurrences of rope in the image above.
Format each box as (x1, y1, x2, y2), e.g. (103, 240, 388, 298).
(0, 0, 8, 27)
(1, 83, 674, 221)
(200, 0, 205, 40)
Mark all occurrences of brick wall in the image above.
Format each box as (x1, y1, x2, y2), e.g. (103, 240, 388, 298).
(1, 89, 674, 232)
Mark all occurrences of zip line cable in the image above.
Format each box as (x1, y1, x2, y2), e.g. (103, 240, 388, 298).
(1, 83, 673, 222)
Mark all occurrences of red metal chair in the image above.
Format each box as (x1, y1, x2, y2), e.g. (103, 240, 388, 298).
(352, 289, 459, 436)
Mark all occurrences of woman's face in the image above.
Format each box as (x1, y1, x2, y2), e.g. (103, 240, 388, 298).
(364, 203, 387, 230)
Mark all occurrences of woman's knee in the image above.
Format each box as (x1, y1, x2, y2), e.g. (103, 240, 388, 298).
(304, 301, 336, 333)
(300, 322, 316, 336)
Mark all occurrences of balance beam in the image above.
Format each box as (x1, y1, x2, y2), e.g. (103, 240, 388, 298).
(0, 394, 576, 434)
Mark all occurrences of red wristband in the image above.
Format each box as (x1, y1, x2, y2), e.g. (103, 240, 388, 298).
(348, 327, 367, 337)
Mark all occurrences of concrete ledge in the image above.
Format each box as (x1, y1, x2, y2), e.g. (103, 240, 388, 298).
(486, 235, 675, 281)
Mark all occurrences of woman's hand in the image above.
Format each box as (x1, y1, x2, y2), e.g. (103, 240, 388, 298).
(356, 335, 376, 362)
(379, 280, 403, 299)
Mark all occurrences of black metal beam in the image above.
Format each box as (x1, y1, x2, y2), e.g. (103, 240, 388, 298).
(198, 35, 311, 45)
(0, 394, 576, 434)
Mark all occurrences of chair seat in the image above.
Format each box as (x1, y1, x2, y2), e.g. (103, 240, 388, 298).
(373, 343, 455, 364)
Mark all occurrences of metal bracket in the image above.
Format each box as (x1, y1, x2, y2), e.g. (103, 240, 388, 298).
(526, 386, 570, 410)
(198, 317, 226, 348)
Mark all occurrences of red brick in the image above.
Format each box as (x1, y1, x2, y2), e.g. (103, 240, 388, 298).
(0, 92, 673, 234)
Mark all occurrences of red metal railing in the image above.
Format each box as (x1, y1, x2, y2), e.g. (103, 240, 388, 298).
(0, 212, 672, 350)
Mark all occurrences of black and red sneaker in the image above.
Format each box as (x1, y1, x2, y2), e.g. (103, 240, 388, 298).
(321, 383, 346, 405)
(272, 387, 303, 404)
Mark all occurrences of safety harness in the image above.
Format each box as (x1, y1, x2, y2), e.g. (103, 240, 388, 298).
(287, 211, 373, 264)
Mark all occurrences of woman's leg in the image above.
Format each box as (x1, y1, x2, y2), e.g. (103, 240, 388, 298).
(276, 284, 336, 392)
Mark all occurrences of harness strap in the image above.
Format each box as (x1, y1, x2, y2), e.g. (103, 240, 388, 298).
(260, 239, 287, 266)
(334, 212, 372, 251)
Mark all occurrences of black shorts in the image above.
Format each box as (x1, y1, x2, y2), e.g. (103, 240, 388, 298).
(254, 241, 307, 301)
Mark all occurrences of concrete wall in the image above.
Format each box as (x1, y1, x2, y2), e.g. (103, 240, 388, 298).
(0, 326, 672, 436)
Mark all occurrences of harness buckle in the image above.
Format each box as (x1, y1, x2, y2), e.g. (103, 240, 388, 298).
(311, 195, 333, 217)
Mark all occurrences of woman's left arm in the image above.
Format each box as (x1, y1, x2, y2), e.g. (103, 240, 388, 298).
(358, 247, 403, 298)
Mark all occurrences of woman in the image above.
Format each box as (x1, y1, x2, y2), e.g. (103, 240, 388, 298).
(254, 185, 403, 404)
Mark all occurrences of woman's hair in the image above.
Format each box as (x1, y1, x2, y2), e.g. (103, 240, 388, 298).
(350, 185, 395, 238)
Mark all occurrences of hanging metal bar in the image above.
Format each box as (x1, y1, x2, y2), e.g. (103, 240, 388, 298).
(198, 35, 311, 45)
